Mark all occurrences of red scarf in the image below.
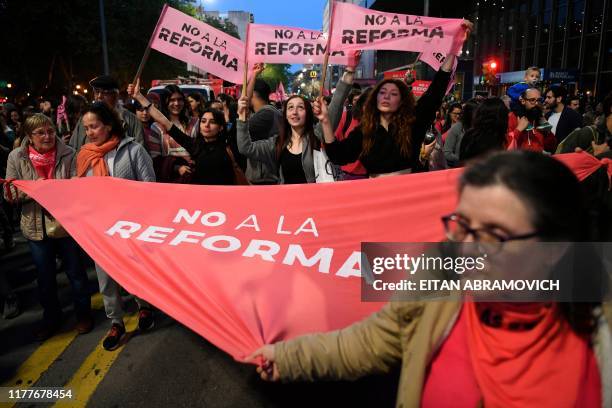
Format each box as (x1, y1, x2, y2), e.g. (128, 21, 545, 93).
(28, 146, 56, 179)
(76, 136, 120, 177)
(465, 302, 600, 407)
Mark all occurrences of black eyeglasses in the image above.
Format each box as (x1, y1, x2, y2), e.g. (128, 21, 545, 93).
(441, 213, 539, 254)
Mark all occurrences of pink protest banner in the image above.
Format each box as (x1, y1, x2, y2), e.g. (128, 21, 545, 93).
(3, 170, 460, 360)
(248, 23, 350, 65)
(329, 2, 464, 70)
(150, 6, 245, 84)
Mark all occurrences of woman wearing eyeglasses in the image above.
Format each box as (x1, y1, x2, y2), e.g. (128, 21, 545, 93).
(247, 150, 609, 408)
(5, 114, 93, 340)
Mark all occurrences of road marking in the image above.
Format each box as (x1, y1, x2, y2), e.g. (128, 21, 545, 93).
(53, 312, 140, 408)
(0, 293, 104, 408)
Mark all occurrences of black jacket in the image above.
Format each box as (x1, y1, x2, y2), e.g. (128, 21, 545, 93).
(547, 106, 583, 144)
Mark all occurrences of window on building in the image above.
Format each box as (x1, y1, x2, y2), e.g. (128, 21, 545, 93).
(525, 47, 535, 67)
(554, 3, 567, 42)
(604, 31, 612, 71)
(599, 73, 612, 98)
(566, 38, 580, 68)
(514, 51, 523, 71)
(586, 0, 604, 34)
(538, 44, 548, 66)
(583, 35, 600, 73)
(540, 7, 551, 44)
(569, 0, 585, 38)
(551, 41, 563, 68)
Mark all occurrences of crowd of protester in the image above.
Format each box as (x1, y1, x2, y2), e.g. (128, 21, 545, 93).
(1, 21, 612, 403)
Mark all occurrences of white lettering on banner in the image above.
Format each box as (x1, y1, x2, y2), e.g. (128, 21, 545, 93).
(295, 218, 319, 237)
(105, 219, 363, 278)
(201, 235, 241, 252)
(105, 221, 142, 238)
(242, 240, 281, 261)
(282, 245, 333, 273)
(169, 230, 206, 246)
(172, 209, 227, 226)
(137, 226, 175, 243)
(235, 215, 261, 232)
(276, 216, 291, 235)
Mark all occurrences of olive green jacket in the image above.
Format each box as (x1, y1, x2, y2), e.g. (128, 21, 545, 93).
(276, 300, 612, 408)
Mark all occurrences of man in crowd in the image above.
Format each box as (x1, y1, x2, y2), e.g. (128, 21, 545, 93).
(568, 95, 580, 111)
(508, 88, 557, 153)
(556, 91, 612, 154)
(245, 76, 281, 185)
(544, 85, 583, 145)
(69, 75, 145, 151)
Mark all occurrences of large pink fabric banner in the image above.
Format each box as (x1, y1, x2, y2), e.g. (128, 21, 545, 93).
(329, 2, 465, 70)
(247, 23, 350, 65)
(150, 6, 245, 84)
(6, 170, 461, 360)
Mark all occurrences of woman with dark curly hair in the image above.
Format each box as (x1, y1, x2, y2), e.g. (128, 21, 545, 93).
(459, 97, 510, 163)
(317, 21, 473, 177)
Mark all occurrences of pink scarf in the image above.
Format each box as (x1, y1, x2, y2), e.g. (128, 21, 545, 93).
(28, 146, 56, 179)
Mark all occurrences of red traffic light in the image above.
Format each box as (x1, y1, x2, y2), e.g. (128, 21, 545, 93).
(490, 61, 497, 70)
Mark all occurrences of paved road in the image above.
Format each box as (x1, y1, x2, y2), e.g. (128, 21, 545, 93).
(0, 231, 398, 408)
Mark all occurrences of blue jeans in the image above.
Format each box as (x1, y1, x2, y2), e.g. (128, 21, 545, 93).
(28, 237, 91, 322)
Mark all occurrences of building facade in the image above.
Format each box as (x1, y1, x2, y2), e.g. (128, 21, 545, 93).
(473, 0, 611, 98)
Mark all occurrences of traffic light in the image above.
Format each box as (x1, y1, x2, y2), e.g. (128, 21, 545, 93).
(481, 60, 499, 86)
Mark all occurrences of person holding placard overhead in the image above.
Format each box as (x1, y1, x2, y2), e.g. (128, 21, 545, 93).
(316, 21, 474, 177)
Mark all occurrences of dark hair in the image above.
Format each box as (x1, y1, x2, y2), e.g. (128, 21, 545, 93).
(82, 102, 124, 139)
(442, 102, 462, 133)
(568, 95, 580, 103)
(461, 98, 479, 131)
(200, 108, 227, 135)
(348, 89, 362, 106)
(66, 95, 88, 126)
(187, 92, 206, 118)
(161, 85, 190, 126)
(275, 95, 318, 160)
(253, 79, 271, 103)
(460, 151, 604, 334)
(546, 85, 568, 103)
(460, 151, 584, 241)
(352, 87, 373, 121)
(459, 98, 509, 162)
(7, 108, 22, 127)
(361, 79, 416, 158)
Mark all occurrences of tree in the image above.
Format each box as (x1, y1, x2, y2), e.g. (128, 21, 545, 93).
(259, 64, 291, 91)
(0, 0, 198, 102)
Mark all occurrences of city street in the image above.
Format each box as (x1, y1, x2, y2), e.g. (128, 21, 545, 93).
(0, 231, 398, 408)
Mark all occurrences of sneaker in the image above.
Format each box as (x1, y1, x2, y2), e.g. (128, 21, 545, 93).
(138, 307, 154, 331)
(33, 318, 62, 341)
(2, 294, 20, 319)
(102, 323, 126, 351)
(75, 314, 94, 334)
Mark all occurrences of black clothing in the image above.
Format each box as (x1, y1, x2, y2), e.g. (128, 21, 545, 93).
(546, 106, 583, 144)
(324, 70, 451, 175)
(168, 125, 235, 185)
(279, 149, 307, 184)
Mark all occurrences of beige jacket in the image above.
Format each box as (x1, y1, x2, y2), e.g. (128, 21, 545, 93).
(276, 300, 612, 408)
(5, 138, 76, 241)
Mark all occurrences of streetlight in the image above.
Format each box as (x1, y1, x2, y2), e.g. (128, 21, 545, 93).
(76, 84, 81, 89)
(7, 83, 12, 89)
